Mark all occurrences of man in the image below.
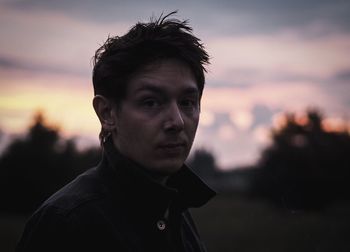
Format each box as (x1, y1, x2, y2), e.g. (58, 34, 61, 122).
(17, 12, 215, 252)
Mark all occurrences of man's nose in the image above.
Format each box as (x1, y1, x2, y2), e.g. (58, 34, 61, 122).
(163, 102, 184, 132)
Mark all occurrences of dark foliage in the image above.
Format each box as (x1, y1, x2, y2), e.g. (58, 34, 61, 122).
(0, 112, 101, 214)
(252, 110, 350, 211)
(2, 108, 349, 214)
(187, 149, 220, 178)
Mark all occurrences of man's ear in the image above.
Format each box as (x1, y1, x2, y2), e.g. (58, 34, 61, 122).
(93, 95, 117, 132)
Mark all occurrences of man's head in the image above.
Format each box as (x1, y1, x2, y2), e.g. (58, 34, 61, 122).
(93, 12, 209, 175)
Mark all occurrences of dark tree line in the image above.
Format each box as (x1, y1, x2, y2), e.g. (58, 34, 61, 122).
(251, 110, 350, 210)
(1, 109, 349, 214)
(188, 109, 350, 211)
(0, 112, 101, 214)
(187, 148, 220, 179)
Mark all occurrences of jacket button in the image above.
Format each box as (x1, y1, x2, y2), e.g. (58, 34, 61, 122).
(157, 220, 166, 231)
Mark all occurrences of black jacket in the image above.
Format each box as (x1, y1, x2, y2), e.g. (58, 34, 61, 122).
(16, 140, 215, 252)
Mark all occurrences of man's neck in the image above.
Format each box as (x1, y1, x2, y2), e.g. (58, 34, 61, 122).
(143, 169, 170, 185)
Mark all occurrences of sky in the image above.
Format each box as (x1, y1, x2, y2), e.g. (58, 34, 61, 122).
(1, 0, 350, 169)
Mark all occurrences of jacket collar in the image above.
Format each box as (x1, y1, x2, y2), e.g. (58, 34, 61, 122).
(99, 138, 216, 213)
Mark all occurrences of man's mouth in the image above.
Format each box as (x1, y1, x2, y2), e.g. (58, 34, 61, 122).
(157, 142, 187, 154)
(160, 142, 186, 148)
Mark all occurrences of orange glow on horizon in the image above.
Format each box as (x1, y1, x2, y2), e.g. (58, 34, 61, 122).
(0, 73, 100, 138)
(322, 118, 349, 133)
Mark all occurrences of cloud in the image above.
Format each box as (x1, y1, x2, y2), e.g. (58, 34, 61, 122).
(0, 55, 87, 76)
(229, 110, 254, 131)
(2, 1, 350, 83)
(202, 80, 347, 118)
(1, 0, 189, 24)
(2, 0, 350, 36)
(195, 123, 264, 169)
(333, 69, 350, 82)
(251, 104, 279, 128)
(0, 6, 129, 78)
(208, 31, 350, 83)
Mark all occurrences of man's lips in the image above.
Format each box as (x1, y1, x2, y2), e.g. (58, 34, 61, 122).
(158, 142, 186, 148)
(157, 142, 187, 154)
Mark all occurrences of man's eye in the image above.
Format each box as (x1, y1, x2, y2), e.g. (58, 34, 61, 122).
(180, 99, 197, 109)
(142, 99, 160, 108)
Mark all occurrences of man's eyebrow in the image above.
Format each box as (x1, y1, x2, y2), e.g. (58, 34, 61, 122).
(182, 87, 200, 95)
(134, 84, 165, 95)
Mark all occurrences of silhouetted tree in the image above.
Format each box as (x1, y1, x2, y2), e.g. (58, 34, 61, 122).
(0, 111, 101, 214)
(187, 149, 220, 179)
(252, 109, 350, 211)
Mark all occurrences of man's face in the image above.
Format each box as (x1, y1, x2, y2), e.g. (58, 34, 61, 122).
(111, 59, 200, 175)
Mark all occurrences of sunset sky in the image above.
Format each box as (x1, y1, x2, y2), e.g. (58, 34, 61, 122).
(1, 0, 350, 169)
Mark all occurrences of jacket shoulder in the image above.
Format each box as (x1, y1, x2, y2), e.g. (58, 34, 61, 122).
(16, 164, 127, 251)
(39, 166, 108, 216)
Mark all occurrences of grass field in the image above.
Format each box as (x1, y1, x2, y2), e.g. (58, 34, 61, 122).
(0, 214, 27, 252)
(1, 194, 349, 252)
(192, 194, 350, 252)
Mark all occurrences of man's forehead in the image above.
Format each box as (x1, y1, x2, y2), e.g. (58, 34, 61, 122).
(127, 61, 199, 94)
(132, 59, 195, 79)
(132, 81, 199, 95)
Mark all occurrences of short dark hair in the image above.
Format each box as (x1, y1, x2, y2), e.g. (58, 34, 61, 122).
(92, 11, 209, 103)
